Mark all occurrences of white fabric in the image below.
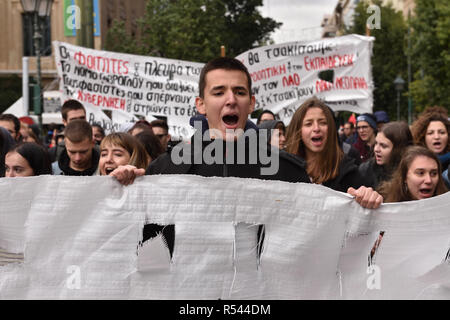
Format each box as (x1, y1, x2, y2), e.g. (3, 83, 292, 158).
(0, 175, 449, 299)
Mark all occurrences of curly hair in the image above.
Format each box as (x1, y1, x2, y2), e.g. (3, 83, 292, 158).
(411, 107, 450, 153)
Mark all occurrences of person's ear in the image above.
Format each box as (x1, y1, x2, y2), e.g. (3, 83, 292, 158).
(249, 96, 256, 115)
(195, 97, 206, 115)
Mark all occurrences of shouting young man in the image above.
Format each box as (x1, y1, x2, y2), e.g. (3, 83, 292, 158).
(112, 57, 382, 209)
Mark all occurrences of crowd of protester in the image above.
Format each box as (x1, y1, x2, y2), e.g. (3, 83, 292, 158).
(0, 57, 449, 266)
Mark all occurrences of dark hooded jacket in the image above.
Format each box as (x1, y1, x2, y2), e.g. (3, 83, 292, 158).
(52, 147, 100, 176)
(147, 119, 308, 183)
(322, 155, 364, 192)
(257, 120, 284, 140)
(357, 158, 391, 190)
(0, 127, 16, 177)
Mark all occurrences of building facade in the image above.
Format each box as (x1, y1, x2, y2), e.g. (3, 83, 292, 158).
(0, 0, 146, 84)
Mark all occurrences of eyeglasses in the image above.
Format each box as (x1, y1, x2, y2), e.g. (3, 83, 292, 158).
(356, 125, 370, 131)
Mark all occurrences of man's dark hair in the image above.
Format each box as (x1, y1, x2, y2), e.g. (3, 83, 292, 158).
(345, 122, 354, 129)
(0, 113, 20, 134)
(64, 120, 93, 143)
(129, 120, 153, 134)
(198, 57, 252, 99)
(150, 119, 169, 133)
(257, 110, 275, 125)
(61, 99, 86, 121)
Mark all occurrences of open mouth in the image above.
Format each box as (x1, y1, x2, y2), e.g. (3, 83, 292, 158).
(310, 136, 325, 148)
(222, 115, 239, 127)
(105, 167, 116, 175)
(419, 188, 433, 198)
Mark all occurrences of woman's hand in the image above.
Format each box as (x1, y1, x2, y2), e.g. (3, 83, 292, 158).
(347, 186, 383, 209)
(110, 165, 145, 186)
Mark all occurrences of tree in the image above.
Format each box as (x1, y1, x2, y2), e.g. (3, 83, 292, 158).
(104, 0, 281, 63)
(104, 20, 140, 54)
(0, 75, 22, 114)
(409, 0, 450, 113)
(345, 0, 408, 121)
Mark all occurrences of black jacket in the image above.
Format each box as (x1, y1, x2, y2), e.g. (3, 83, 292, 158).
(147, 134, 309, 183)
(0, 127, 16, 177)
(358, 158, 391, 189)
(322, 155, 364, 192)
(53, 147, 100, 176)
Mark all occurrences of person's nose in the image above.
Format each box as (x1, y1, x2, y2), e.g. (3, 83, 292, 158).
(312, 121, 320, 131)
(374, 144, 380, 153)
(105, 153, 114, 163)
(225, 90, 237, 106)
(6, 171, 15, 178)
(423, 173, 432, 184)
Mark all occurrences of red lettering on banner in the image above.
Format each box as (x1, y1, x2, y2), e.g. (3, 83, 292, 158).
(73, 51, 129, 75)
(77, 90, 126, 110)
(316, 80, 333, 92)
(282, 74, 301, 87)
(250, 64, 287, 82)
(304, 54, 355, 71)
(315, 76, 368, 92)
(334, 76, 368, 90)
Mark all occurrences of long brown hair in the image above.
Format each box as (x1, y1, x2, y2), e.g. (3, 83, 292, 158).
(378, 121, 413, 173)
(285, 97, 343, 184)
(378, 146, 448, 202)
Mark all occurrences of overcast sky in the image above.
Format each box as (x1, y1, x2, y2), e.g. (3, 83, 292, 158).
(260, 0, 338, 44)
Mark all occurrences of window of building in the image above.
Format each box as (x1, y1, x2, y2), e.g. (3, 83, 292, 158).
(22, 13, 52, 57)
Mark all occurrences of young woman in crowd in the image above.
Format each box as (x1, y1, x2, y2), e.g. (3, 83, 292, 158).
(377, 146, 448, 202)
(98, 132, 149, 176)
(4, 142, 52, 177)
(358, 121, 413, 189)
(411, 107, 449, 168)
(285, 97, 366, 192)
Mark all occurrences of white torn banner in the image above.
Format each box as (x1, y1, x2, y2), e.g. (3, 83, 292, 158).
(0, 175, 449, 299)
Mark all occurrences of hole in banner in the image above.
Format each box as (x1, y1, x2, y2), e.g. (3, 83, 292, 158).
(137, 224, 174, 272)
